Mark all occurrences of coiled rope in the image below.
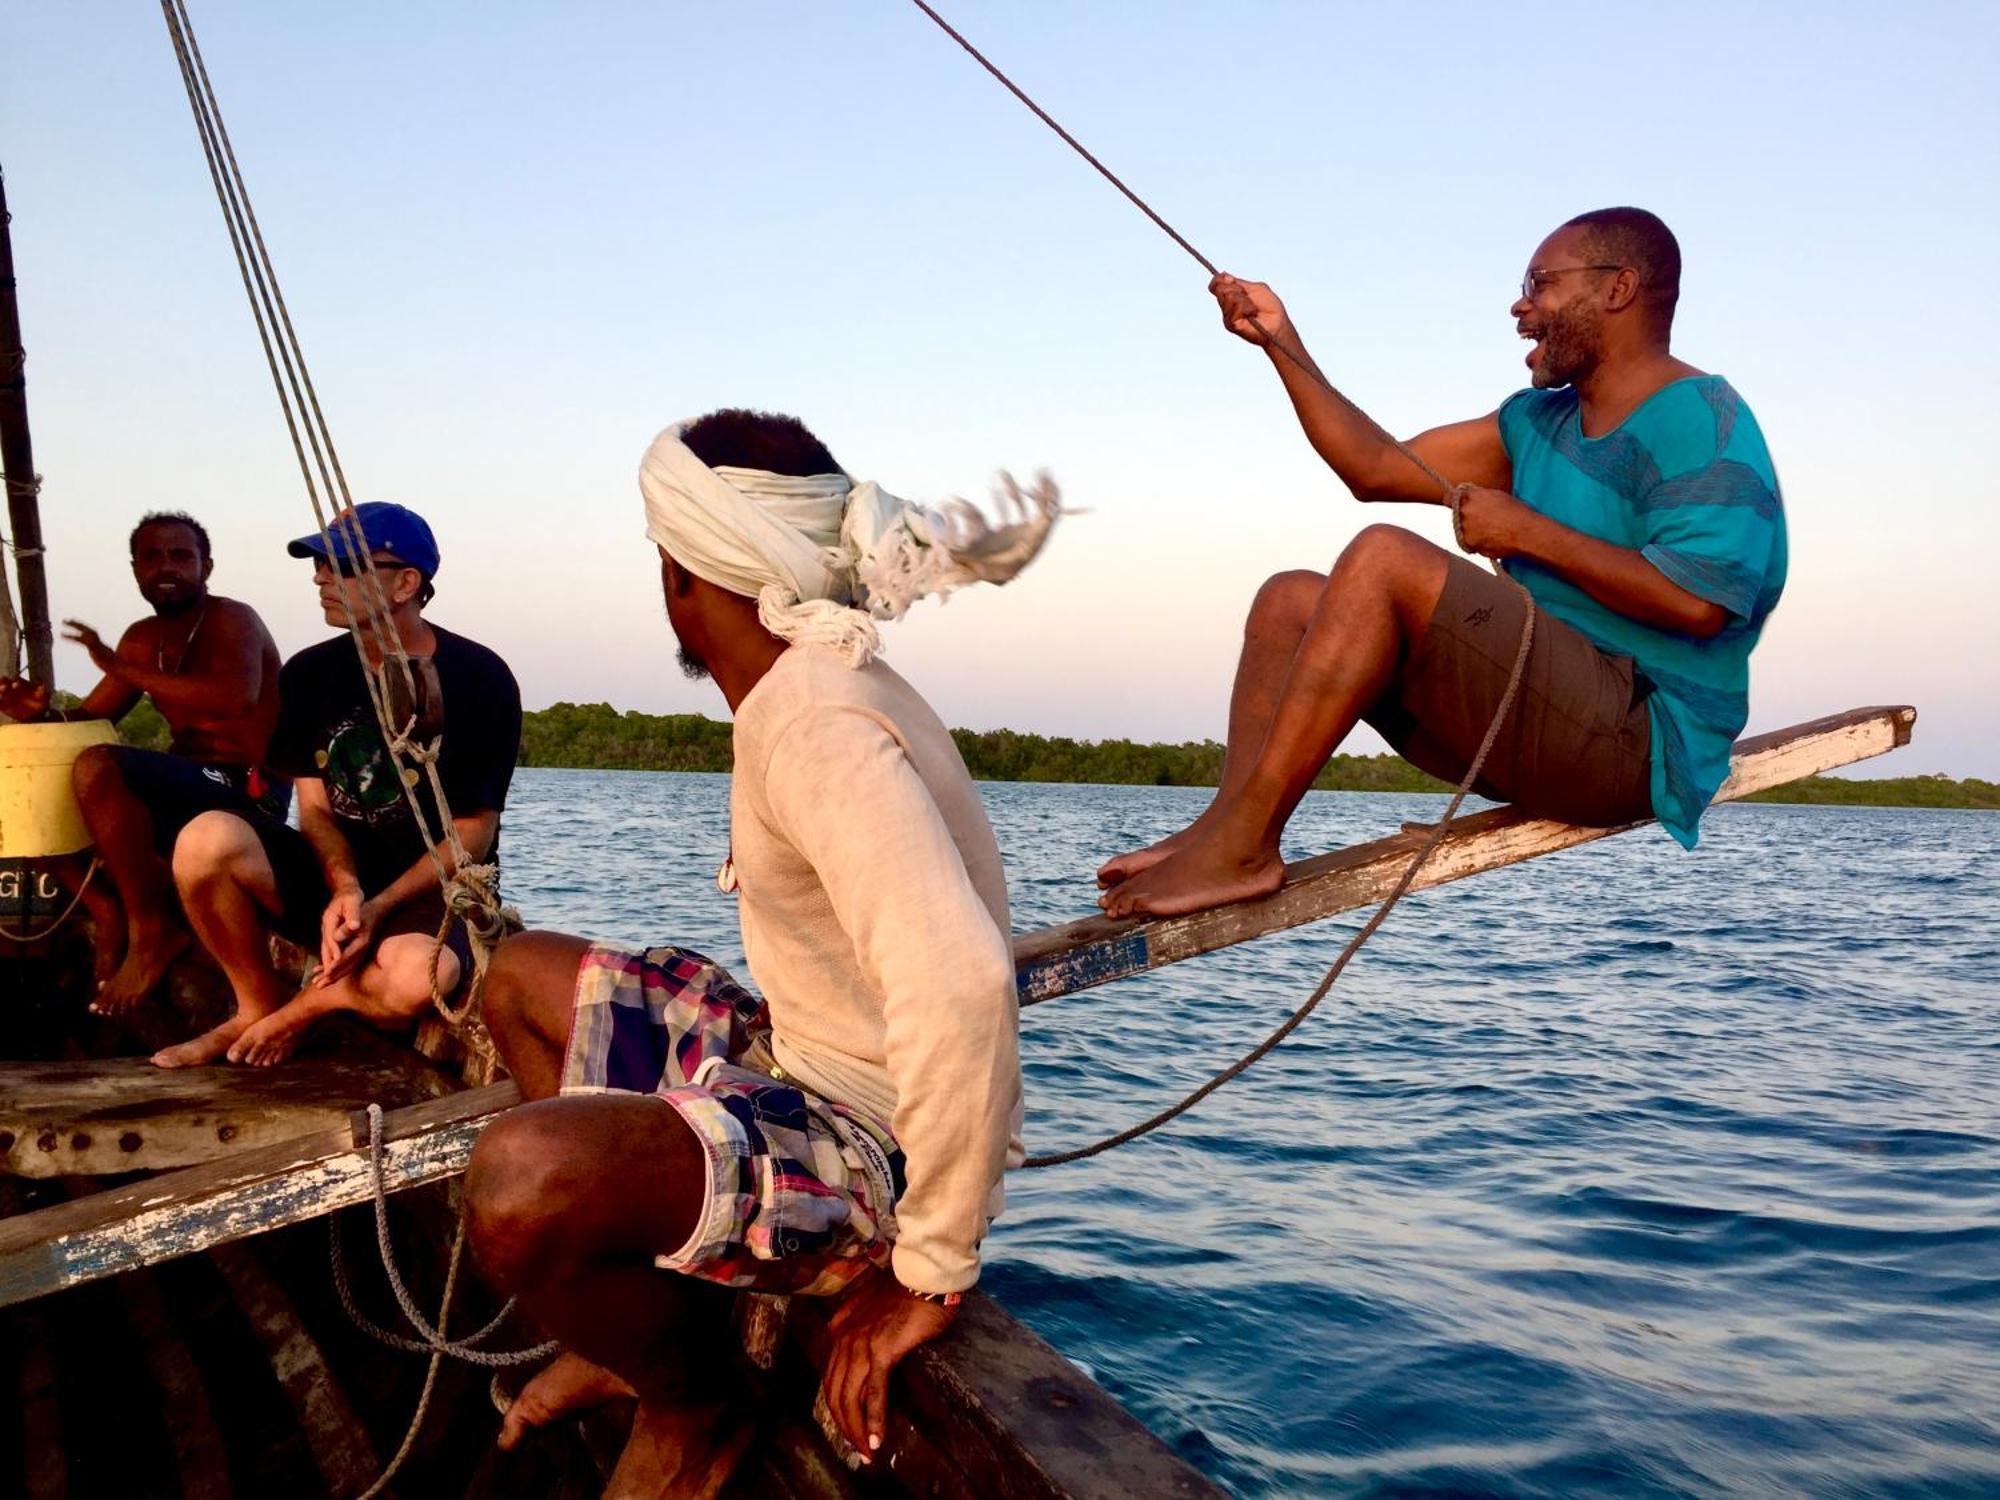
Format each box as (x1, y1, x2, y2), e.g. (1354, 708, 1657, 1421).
(903, 0, 1540, 1168)
(327, 1107, 558, 1498)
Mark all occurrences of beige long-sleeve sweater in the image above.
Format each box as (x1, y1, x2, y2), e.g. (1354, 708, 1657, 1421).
(730, 645, 1023, 1295)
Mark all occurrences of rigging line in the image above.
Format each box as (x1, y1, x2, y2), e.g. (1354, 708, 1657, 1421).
(1022, 534, 1532, 1167)
(160, 2, 416, 741)
(903, 1, 1542, 1166)
(159, 3, 476, 924)
(903, 0, 1457, 503)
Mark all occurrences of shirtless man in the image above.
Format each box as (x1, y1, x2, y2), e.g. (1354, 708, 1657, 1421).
(462, 409, 1058, 1498)
(0, 511, 283, 1010)
(1100, 207, 1788, 919)
(157, 503, 520, 1067)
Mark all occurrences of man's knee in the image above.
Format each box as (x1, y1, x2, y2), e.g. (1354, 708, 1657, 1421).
(465, 1100, 661, 1289)
(1335, 524, 1451, 621)
(70, 744, 125, 800)
(465, 1108, 577, 1291)
(362, 934, 454, 1019)
(1248, 569, 1328, 636)
(171, 810, 262, 888)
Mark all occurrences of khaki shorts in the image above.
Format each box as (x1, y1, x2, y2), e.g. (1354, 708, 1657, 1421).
(1364, 557, 1653, 827)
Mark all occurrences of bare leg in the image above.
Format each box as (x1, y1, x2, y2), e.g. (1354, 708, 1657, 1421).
(466, 1096, 752, 1497)
(227, 931, 457, 1067)
(480, 930, 593, 1101)
(154, 811, 291, 1067)
(1103, 527, 1450, 919)
(1097, 568, 1329, 887)
(72, 747, 189, 1014)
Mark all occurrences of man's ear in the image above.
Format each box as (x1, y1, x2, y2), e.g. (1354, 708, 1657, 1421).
(1606, 266, 1641, 313)
(659, 547, 692, 597)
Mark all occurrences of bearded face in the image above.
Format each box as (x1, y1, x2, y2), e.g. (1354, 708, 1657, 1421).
(1523, 291, 1606, 391)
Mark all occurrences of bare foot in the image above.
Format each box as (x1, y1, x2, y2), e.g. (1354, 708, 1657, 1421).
(226, 996, 326, 1067)
(1100, 833, 1286, 919)
(497, 1351, 636, 1451)
(606, 1399, 753, 1500)
(92, 924, 190, 1016)
(151, 1013, 254, 1069)
(1096, 802, 1225, 889)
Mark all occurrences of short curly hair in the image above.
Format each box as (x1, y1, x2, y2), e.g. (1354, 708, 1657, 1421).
(130, 510, 212, 563)
(680, 409, 841, 477)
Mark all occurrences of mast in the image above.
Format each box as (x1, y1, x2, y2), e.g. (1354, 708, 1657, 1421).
(0, 163, 55, 689)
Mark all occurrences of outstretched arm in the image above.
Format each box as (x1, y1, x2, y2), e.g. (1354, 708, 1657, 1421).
(1211, 273, 1513, 502)
(0, 628, 143, 723)
(64, 604, 266, 723)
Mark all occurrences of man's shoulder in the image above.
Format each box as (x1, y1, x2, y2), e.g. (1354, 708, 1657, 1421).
(1640, 376, 1775, 483)
(741, 649, 947, 772)
(430, 626, 520, 695)
(205, 595, 277, 639)
(1497, 387, 1579, 451)
(281, 634, 357, 676)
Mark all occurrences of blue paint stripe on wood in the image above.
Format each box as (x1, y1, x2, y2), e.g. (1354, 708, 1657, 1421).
(1016, 931, 1151, 1005)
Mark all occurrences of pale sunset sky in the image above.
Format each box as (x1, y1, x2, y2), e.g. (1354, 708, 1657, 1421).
(6, 3, 1996, 775)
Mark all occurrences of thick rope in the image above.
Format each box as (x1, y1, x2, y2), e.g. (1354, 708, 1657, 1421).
(910, 1, 1543, 1166)
(332, 1105, 562, 1496)
(332, 1104, 558, 1368)
(159, 0, 508, 1021)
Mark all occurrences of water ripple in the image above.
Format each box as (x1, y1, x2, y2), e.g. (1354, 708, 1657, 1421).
(503, 772, 2000, 1497)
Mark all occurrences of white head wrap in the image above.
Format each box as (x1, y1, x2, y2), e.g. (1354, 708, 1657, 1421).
(639, 420, 1062, 667)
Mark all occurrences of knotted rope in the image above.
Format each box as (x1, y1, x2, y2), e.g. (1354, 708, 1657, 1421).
(907, 1, 1541, 1166)
(160, 6, 536, 1487)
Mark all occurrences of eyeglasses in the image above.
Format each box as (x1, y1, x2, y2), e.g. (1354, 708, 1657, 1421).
(319, 550, 415, 579)
(1520, 264, 1625, 301)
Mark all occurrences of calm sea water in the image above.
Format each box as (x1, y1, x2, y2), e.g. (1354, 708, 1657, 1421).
(501, 769, 2000, 1498)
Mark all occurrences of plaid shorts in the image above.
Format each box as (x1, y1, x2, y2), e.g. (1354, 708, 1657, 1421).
(559, 943, 904, 1296)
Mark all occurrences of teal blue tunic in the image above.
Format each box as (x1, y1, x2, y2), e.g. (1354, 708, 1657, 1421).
(1497, 376, 1788, 848)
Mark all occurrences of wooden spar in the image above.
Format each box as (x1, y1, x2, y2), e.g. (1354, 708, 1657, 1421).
(0, 705, 1916, 1308)
(784, 1291, 1230, 1500)
(0, 164, 54, 687)
(0, 1081, 519, 1309)
(1015, 704, 1918, 1003)
(0, 1054, 454, 1177)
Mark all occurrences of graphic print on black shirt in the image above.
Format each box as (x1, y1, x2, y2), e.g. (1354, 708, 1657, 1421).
(269, 628, 523, 896)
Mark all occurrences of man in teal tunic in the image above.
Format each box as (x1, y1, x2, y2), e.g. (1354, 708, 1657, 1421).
(1100, 207, 1787, 919)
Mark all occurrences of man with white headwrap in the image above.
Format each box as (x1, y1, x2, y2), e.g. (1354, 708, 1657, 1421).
(465, 409, 1059, 1496)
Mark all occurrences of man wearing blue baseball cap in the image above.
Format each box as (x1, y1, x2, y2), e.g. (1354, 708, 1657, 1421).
(155, 502, 523, 1068)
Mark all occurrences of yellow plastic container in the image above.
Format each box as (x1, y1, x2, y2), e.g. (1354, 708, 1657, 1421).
(0, 719, 121, 858)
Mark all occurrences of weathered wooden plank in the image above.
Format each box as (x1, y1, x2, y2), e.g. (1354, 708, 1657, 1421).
(0, 1054, 451, 1178)
(114, 1267, 233, 1500)
(209, 1240, 383, 1498)
(788, 1290, 1226, 1500)
(1014, 705, 1916, 1003)
(0, 1081, 519, 1308)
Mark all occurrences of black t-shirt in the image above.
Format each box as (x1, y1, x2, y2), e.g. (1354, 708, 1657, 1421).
(269, 627, 523, 896)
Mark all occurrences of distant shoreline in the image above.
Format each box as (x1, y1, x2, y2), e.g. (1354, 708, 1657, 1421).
(511, 702, 1998, 812)
(94, 694, 1993, 810)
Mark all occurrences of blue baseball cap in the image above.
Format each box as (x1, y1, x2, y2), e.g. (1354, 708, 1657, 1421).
(287, 502, 440, 578)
